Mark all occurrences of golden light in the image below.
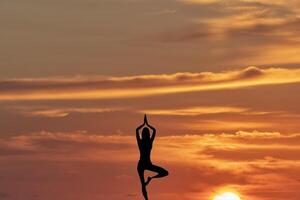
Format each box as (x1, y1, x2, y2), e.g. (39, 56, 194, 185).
(213, 192, 241, 200)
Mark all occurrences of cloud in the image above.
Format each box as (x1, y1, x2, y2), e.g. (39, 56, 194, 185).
(185, 120, 273, 131)
(138, 104, 280, 118)
(1, 130, 298, 179)
(152, 9, 177, 15)
(1, 67, 300, 101)
(0, 130, 299, 200)
(159, 16, 300, 43)
(226, 17, 300, 40)
(139, 106, 248, 116)
(158, 0, 299, 51)
(202, 146, 300, 161)
(178, 0, 219, 4)
(9, 106, 125, 118)
(2, 130, 298, 163)
(0, 132, 136, 160)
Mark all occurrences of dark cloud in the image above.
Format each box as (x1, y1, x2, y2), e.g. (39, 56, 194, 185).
(0, 146, 33, 156)
(237, 66, 264, 79)
(158, 23, 214, 42)
(31, 135, 134, 152)
(201, 147, 300, 161)
(159, 16, 300, 44)
(228, 132, 300, 146)
(227, 18, 300, 40)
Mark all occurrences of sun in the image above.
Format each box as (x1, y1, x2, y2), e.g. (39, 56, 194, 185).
(213, 192, 241, 200)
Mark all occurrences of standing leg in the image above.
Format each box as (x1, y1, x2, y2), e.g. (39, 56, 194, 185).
(138, 165, 148, 200)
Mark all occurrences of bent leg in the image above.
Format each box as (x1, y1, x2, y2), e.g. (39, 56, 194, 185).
(147, 164, 169, 179)
(137, 165, 148, 200)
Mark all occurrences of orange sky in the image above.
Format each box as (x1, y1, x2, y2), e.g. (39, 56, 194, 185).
(1, 0, 300, 200)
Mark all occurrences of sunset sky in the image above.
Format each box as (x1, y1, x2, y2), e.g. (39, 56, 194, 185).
(1, 0, 300, 200)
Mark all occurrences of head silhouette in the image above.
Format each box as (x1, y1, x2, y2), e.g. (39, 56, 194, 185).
(142, 127, 150, 141)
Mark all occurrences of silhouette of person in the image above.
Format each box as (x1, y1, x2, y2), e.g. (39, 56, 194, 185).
(136, 115, 169, 200)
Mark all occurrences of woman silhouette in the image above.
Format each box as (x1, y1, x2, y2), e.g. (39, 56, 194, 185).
(136, 115, 169, 200)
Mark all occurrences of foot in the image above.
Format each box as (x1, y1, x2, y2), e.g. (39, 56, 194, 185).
(145, 177, 152, 186)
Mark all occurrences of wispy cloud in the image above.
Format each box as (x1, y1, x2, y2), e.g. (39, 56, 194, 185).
(1, 67, 300, 101)
(139, 106, 248, 116)
(9, 106, 125, 117)
(178, 0, 219, 4)
(2, 130, 299, 163)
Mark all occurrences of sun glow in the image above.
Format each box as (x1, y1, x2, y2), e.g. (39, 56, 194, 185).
(213, 192, 241, 200)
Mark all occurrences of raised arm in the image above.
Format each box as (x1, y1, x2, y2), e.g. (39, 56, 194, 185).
(136, 123, 145, 143)
(149, 125, 156, 142)
(144, 115, 156, 142)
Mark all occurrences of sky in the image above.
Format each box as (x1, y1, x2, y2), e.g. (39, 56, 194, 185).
(0, 0, 300, 200)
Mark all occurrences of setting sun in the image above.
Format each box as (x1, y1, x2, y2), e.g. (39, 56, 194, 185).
(213, 192, 241, 200)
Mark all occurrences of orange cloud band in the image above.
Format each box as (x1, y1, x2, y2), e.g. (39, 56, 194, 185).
(1, 66, 300, 101)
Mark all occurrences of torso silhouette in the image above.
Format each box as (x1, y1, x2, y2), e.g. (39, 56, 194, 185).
(136, 115, 169, 200)
(138, 139, 152, 164)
